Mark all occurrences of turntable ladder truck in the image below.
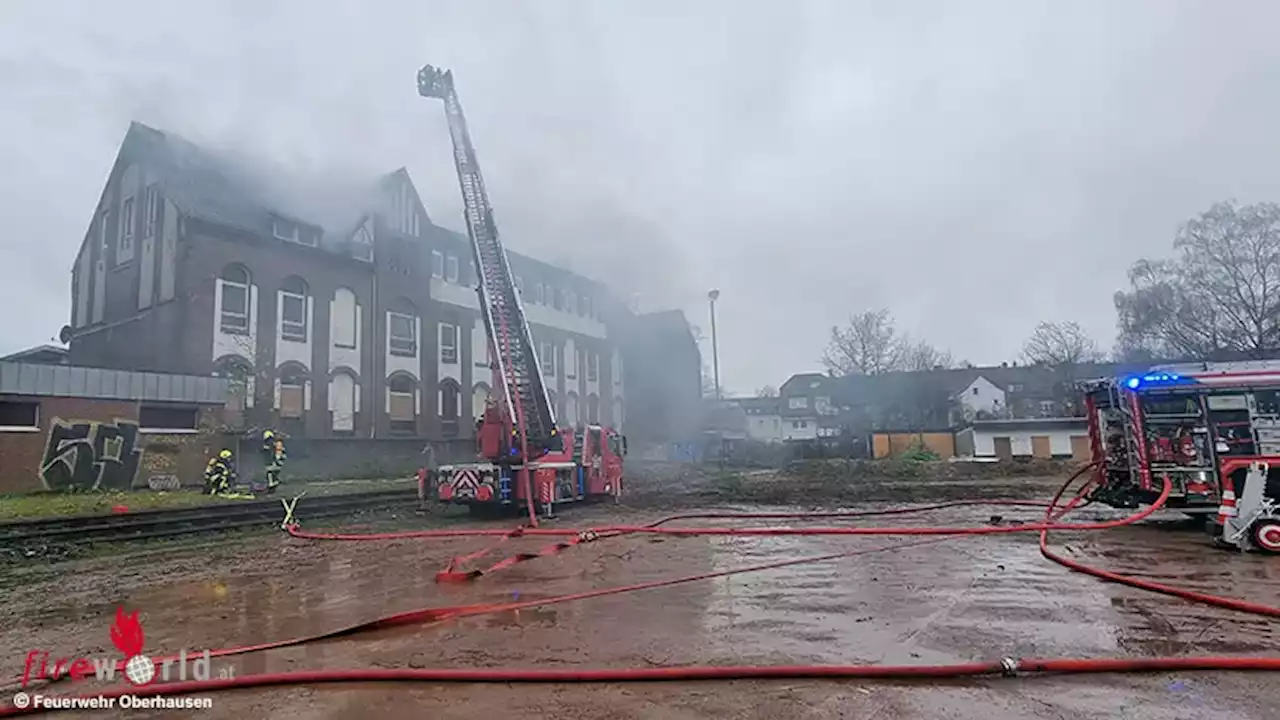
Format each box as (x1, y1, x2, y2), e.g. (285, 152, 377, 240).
(416, 64, 624, 519)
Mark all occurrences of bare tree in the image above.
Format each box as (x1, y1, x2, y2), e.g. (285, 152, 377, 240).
(1022, 321, 1103, 366)
(822, 309, 955, 376)
(899, 338, 954, 372)
(755, 385, 778, 397)
(1115, 200, 1280, 358)
(822, 309, 903, 376)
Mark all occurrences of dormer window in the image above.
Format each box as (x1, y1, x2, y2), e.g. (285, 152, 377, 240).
(272, 218, 317, 247)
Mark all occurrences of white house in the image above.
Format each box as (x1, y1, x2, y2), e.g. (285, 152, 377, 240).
(952, 375, 1006, 421)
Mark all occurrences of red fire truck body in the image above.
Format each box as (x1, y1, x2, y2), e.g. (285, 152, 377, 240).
(1082, 361, 1280, 553)
(436, 424, 625, 514)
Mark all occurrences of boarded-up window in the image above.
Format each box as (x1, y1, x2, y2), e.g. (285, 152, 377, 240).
(388, 374, 415, 426)
(332, 287, 358, 349)
(331, 372, 357, 432)
(279, 368, 307, 419)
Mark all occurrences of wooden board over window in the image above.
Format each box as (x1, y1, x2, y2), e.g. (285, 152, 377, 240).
(279, 385, 304, 419)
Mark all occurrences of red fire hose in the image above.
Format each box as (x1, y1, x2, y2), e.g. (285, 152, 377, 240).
(4, 468, 1278, 716)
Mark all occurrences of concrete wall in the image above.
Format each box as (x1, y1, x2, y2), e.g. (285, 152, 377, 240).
(231, 437, 475, 482)
(970, 425, 1089, 459)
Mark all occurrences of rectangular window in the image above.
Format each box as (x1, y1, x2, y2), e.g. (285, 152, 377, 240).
(280, 292, 307, 342)
(139, 405, 198, 432)
(542, 341, 557, 377)
(99, 209, 111, 251)
(220, 281, 250, 335)
(118, 197, 135, 263)
(389, 312, 417, 356)
(272, 219, 298, 243)
(440, 323, 458, 363)
(587, 352, 599, 382)
(144, 185, 159, 238)
(788, 396, 808, 409)
(431, 251, 444, 278)
(445, 255, 459, 283)
(0, 401, 39, 431)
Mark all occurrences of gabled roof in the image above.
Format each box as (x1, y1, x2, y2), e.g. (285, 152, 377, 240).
(121, 122, 387, 251)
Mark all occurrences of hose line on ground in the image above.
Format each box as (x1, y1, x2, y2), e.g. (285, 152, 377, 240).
(4, 467, 1278, 716)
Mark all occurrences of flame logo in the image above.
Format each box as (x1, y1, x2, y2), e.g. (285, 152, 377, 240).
(109, 607, 145, 659)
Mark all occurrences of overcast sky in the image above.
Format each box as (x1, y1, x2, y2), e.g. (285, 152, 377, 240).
(4, 1, 1280, 393)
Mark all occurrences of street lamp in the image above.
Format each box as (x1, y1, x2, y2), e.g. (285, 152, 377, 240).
(707, 289, 721, 400)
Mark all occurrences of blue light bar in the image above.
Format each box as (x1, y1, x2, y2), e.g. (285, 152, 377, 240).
(1123, 372, 1187, 390)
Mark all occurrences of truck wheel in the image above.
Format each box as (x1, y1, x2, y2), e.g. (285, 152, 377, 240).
(1250, 520, 1280, 555)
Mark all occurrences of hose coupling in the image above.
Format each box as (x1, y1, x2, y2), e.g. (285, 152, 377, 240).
(577, 530, 600, 543)
(999, 657, 1020, 677)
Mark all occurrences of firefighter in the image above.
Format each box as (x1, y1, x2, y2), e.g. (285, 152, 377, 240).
(204, 449, 235, 496)
(261, 429, 287, 494)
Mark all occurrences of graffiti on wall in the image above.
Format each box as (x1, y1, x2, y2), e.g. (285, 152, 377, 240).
(39, 418, 142, 491)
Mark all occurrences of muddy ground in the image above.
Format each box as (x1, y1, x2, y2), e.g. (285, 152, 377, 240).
(0, 469, 1277, 719)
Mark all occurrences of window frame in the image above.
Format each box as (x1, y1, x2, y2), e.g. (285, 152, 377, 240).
(439, 322, 458, 364)
(388, 311, 418, 357)
(138, 405, 199, 434)
(332, 288, 358, 349)
(541, 341, 557, 377)
(219, 275, 251, 336)
(431, 251, 444, 278)
(587, 351, 599, 382)
(0, 400, 40, 432)
(144, 185, 159, 238)
(118, 196, 135, 263)
(445, 255, 459, 283)
(280, 290, 308, 343)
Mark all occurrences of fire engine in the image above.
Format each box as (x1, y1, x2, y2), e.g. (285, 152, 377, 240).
(415, 64, 626, 518)
(1081, 361, 1280, 554)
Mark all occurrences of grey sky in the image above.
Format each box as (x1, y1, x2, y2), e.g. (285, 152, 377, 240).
(4, 2, 1280, 393)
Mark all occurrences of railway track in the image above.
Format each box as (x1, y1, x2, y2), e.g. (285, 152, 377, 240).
(0, 488, 418, 547)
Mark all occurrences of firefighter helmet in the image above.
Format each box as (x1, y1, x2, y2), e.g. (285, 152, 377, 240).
(218, 449, 233, 460)
(263, 429, 275, 439)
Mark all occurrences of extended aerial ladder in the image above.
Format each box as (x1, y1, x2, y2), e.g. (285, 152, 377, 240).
(417, 65, 562, 520)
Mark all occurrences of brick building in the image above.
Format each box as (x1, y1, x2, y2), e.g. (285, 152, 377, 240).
(66, 121, 649, 441)
(0, 361, 228, 493)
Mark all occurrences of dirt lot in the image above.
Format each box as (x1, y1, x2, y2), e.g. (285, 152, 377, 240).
(0, 470, 1277, 719)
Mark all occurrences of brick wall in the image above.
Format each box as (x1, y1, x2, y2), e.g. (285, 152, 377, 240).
(0, 395, 224, 494)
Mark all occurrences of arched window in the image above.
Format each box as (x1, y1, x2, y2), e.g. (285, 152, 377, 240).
(472, 383, 491, 420)
(439, 379, 461, 420)
(277, 363, 308, 420)
(218, 264, 251, 335)
(332, 287, 358, 349)
(387, 372, 417, 434)
(215, 355, 255, 413)
(279, 276, 310, 343)
(587, 393, 600, 425)
(330, 369, 358, 432)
